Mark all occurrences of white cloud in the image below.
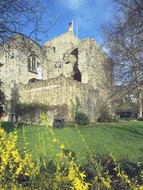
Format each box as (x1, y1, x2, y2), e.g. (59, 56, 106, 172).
(59, 0, 87, 12)
(59, 0, 114, 31)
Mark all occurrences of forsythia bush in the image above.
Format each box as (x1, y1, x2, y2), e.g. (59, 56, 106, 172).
(0, 128, 36, 189)
(41, 114, 90, 190)
(0, 117, 143, 190)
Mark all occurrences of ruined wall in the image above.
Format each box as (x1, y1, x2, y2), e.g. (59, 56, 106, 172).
(78, 38, 113, 102)
(19, 75, 100, 125)
(0, 32, 113, 123)
(43, 34, 113, 104)
(0, 34, 48, 99)
(44, 32, 80, 79)
(0, 33, 113, 102)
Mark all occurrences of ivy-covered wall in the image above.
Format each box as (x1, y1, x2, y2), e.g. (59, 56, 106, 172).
(18, 75, 100, 125)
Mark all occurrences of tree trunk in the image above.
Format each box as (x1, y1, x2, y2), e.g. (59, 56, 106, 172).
(138, 90, 143, 118)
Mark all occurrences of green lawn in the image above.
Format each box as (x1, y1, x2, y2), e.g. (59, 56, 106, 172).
(1, 120, 143, 163)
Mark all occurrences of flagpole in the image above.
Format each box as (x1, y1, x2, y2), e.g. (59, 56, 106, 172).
(76, 25, 78, 37)
(72, 20, 74, 33)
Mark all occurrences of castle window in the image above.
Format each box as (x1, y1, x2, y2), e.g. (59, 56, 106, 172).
(55, 61, 61, 68)
(53, 47, 56, 53)
(32, 56, 36, 70)
(28, 54, 40, 73)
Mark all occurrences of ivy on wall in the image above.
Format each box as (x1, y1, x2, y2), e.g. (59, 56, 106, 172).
(15, 103, 50, 123)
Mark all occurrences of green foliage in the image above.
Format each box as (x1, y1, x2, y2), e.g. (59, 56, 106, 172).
(15, 103, 49, 123)
(97, 106, 113, 123)
(125, 118, 131, 121)
(112, 118, 119, 122)
(16, 103, 49, 115)
(137, 117, 143, 121)
(70, 98, 80, 119)
(82, 154, 143, 190)
(121, 160, 143, 180)
(75, 112, 90, 125)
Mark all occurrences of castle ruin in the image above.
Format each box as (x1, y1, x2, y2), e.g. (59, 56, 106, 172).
(0, 32, 113, 125)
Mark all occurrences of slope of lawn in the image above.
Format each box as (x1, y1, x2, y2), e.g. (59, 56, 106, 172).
(1, 120, 143, 163)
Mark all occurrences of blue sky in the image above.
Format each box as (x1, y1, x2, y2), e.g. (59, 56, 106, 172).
(43, 0, 115, 45)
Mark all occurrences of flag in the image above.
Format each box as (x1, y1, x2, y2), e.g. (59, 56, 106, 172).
(69, 22, 73, 32)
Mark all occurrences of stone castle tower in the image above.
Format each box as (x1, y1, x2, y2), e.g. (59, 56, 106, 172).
(0, 32, 113, 124)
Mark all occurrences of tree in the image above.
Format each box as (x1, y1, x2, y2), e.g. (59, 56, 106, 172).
(0, 0, 58, 44)
(0, 90, 5, 106)
(0, 80, 5, 117)
(103, 0, 143, 117)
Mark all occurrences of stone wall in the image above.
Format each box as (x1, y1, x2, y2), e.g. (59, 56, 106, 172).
(78, 38, 113, 102)
(0, 32, 113, 123)
(44, 32, 80, 79)
(0, 34, 48, 99)
(18, 75, 100, 125)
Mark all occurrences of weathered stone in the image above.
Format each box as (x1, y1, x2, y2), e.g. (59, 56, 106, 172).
(0, 32, 113, 124)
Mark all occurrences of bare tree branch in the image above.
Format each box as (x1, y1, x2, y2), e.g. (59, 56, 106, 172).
(103, 0, 143, 117)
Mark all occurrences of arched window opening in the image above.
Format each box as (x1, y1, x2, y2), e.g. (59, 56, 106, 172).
(28, 54, 40, 73)
(32, 56, 36, 71)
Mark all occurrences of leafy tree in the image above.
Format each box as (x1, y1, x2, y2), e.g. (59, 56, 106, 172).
(103, 0, 143, 117)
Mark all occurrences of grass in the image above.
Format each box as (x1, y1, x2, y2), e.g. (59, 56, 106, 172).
(0, 120, 143, 163)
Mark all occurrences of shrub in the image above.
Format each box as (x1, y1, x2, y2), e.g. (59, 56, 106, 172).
(81, 154, 143, 190)
(1, 117, 143, 189)
(75, 112, 90, 125)
(15, 103, 50, 123)
(112, 118, 119, 122)
(125, 118, 131, 121)
(97, 107, 113, 123)
(137, 117, 143, 121)
(0, 128, 36, 187)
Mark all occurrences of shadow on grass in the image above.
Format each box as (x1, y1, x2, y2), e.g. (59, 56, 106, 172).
(0, 122, 28, 133)
(116, 126, 143, 137)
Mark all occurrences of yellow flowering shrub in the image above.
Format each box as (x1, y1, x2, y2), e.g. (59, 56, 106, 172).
(0, 128, 36, 187)
(41, 114, 90, 190)
(1, 116, 143, 189)
(40, 114, 143, 190)
(67, 160, 90, 190)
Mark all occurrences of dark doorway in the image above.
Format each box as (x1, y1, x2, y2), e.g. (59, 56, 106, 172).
(71, 48, 81, 82)
(73, 62, 81, 82)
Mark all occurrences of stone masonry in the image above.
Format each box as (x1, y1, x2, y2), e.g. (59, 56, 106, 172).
(19, 75, 100, 124)
(0, 32, 113, 124)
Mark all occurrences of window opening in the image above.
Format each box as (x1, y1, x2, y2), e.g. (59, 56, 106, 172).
(32, 56, 36, 71)
(28, 54, 39, 73)
(55, 61, 61, 68)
